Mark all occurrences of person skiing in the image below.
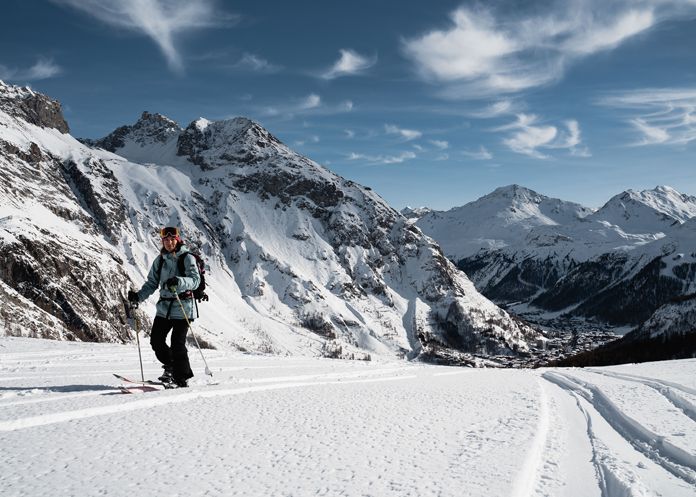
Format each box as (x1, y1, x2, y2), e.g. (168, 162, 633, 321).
(127, 226, 200, 388)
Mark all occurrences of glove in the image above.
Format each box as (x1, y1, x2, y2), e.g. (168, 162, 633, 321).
(165, 277, 179, 291)
(127, 290, 139, 303)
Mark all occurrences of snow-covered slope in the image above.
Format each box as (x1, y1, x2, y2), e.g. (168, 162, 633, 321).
(589, 186, 696, 235)
(419, 184, 696, 329)
(0, 81, 541, 361)
(2, 336, 696, 497)
(415, 185, 593, 260)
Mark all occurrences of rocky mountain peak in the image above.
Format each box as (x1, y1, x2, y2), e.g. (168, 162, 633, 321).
(401, 206, 433, 220)
(0, 80, 69, 133)
(488, 184, 545, 205)
(593, 185, 696, 231)
(81, 110, 181, 153)
(176, 116, 285, 170)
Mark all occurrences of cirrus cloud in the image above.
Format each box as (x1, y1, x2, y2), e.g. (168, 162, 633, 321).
(348, 151, 416, 165)
(385, 124, 422, 141)
(52, 0, 236, 73)
(320, 49, 377, 80)
(597, 88, 696, 146)
(0, 58, 62, 82)
(497, 114, 589, 159)
(400, 1, 689, 98)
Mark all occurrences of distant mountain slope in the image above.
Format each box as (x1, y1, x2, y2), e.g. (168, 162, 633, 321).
(417, 184, 696, 329)
(415, 185, 593, 260)
(0, 81, 542, 362)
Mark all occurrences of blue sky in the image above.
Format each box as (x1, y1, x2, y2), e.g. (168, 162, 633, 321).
(2, 0, 696, 210)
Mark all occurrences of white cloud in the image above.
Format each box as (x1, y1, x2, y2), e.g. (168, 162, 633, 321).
(0, 58, 62, 81)
(260, 94, 352, 120)
(345, 129, 355, 139)
(321, 49, 377, 80)
(471, 99, 518, 118)
(348, 151, 417, 165)
(385, 124, 422, 141)
(498, 114, 588, 158)
(53, 0, 235, 73)
(401, 1, 690, 97)
(233, 53, 281, 73)
(597, 88, 696, 145)
(300, 94, 321, 110)
(294, 135, 319, 147)
(462, 146, 493, 160)
(430, 140, 449, 150)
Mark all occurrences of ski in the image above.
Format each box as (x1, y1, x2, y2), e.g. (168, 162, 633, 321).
(118, 385, 162, 394)
(113, 373, 165, 386)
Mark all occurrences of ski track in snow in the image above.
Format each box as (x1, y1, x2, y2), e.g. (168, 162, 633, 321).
(542, 370, 696, 494)
(587, 369, 696, 422)
(2, 338, 696, 497)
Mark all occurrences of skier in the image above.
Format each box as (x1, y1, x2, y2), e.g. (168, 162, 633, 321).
(128, 226, 200, 388)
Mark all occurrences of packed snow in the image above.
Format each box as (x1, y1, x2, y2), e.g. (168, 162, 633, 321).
(1, 336, 695, 497)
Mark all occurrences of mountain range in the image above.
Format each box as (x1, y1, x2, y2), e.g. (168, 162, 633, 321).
(410, 184, 696, 349)
(0, 81, 543, 365)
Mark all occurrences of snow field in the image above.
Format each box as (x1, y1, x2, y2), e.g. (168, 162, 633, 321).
(1, 337, 695, 497)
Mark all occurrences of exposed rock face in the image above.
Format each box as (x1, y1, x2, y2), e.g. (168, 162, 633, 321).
(0, 80, 69, 133)
(177, 117, 284, 170)
(81, 111, 180, 151)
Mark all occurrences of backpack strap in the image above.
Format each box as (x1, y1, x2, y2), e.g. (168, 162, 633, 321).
(177, 253, 194, 276)
(154, 254, 164, 280)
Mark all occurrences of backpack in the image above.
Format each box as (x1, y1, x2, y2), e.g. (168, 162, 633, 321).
(156, 251, 209, 302)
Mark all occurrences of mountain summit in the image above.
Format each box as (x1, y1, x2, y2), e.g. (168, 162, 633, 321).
(415, 184, 593, 260)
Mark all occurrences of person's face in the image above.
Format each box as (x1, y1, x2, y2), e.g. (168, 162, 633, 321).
(162, 235, 178, 253)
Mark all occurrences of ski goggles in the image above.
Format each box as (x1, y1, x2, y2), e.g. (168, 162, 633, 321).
(160, 227, 180, 239)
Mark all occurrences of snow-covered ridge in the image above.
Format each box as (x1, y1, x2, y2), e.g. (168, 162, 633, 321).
(415, 184, 594, 260)
(0, 79, 69, 133)
(418, 184, 696, 330)
(0, 81, 542, 362)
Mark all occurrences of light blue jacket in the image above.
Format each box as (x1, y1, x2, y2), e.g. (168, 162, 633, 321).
(137, 245, 200, 321)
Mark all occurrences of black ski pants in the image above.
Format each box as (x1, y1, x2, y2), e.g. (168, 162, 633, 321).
(150, 316, 194, 381)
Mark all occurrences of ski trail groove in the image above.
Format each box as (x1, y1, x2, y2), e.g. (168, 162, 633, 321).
(0, 374, 416, 432)
(587, 369, 696, 396)
(542, 373, 651, 497)
(511, 376, 550, 497)
(543, 371, 696, 485)
(587, 369, 696, 422)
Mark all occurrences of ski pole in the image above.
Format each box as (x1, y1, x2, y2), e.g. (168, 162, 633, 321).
(126, 288, 145, 384)
(173, 291, 213, 377)
(132, 303, 145, 383)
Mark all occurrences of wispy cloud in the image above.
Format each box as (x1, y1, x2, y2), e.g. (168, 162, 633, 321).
(294, 135, 320, 147)
(260, 93, 352, 120)
(385, 124, 422, 141)
(320, 49, 377, 80)
(430, 140, 449, 150)
(53, 0, 235, 73)
(497, 114, 589, 158)
(471, 99, 518, 118)
(401, 1, 692, 97)
(0, 58, 62, 81)
(232, 53, 281, 73)
(597, 88, 696, 145)
(462, 146, 493, 160)
(348, 151, 417, 165)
